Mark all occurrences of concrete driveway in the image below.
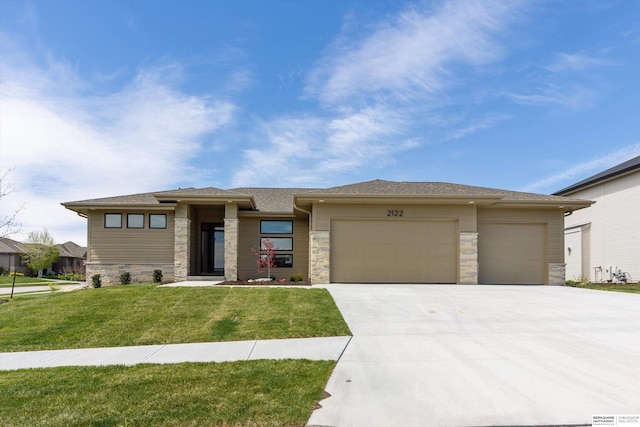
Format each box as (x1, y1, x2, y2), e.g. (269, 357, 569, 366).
(308, 285, 640, 427)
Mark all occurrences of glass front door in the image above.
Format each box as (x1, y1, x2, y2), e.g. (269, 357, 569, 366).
(201, 223, 224, 274)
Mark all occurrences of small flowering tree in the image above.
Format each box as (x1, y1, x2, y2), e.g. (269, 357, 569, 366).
(251, 238, 277, 279)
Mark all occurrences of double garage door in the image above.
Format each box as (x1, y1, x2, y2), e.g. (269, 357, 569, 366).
(331, 219, 457, 283)
(330, 219, 547, 284)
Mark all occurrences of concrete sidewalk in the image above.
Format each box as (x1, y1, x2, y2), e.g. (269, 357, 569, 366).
(0, 336, 351, 371)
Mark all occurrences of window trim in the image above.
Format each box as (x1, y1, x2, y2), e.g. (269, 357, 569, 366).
(127, 213, 145, 229)
(149, 214, 168, 229)
(260, 220, 293, 234)
(104, 213, 122, 228)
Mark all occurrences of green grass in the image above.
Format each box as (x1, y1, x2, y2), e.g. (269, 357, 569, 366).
(0, 276, 52, 286)
(0, 359, 335, 427)
(573, 282, 640, 294)
(0, 285, 351, 351)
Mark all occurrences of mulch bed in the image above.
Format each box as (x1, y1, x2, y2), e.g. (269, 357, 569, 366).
(0, 299, 9, 305)
(219, 281, 312, 287)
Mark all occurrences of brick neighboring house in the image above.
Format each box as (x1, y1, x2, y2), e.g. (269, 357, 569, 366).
(62, 179, 591, 286)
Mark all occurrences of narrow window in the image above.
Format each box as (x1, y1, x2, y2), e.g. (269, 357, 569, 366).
(273, 254, 293, 268)
(127, 213, 144, 229)
(260, 220, 293, 234)
(149, 214, 167, 229)
(105, 213, 122, 228)
(261, 237, 293, 251)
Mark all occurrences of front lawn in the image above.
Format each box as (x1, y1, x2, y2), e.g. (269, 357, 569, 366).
(0, 285, 351, 351)
(0, 359, 334, 427)
(0, 276, 52, 286)
(572, 282, 640, 294)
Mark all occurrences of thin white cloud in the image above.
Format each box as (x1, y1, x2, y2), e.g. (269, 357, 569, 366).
(545, 51, 613, 73)
(443, 113, 511, 142)
(236, 0, 526, 187)
(306, 0, 526, 105)
(508, 50, 612, 111)
(0, 48, 235, 245)
(520, 143, 640, 193)
(233, 106, 414, 187)
(507, 83, 598, 111)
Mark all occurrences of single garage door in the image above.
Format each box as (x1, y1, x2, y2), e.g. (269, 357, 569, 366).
(478, 223, 546, 285)
(331, 219, 457, 283)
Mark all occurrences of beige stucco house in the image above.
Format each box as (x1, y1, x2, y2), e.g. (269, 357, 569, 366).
(555, 155, 640, 283)
(62, 179, 591, 286)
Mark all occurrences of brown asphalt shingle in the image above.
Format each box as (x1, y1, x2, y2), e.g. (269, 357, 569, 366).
(63, 179, 587, 213)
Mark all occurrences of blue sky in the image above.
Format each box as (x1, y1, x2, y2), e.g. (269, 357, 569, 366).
(1, 0, 640, 246)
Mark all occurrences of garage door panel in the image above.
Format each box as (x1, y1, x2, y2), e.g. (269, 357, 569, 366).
(479, 223, 546, 285)
(331, 219, 457, 283)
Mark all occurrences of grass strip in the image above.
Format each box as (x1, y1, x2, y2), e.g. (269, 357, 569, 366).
(0, 276, 52, 285)
(0, 359, 335, 427)
(0, 285, 351, 351)
(573, 282, 640, 294)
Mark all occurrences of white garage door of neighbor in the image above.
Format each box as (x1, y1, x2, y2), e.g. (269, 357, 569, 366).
(478, 223, 546, 285)
(331, 219, 457, 283)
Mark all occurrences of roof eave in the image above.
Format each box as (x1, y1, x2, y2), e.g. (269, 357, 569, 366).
(62, 202, 176, 214)
(492, 199, 594, 212)
(294, 193, 505, 206)
(153, 194, 256, 209)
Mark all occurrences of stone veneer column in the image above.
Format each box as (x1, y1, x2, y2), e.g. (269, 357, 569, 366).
(548, 263, 565, 286)
(310, 230, 330, 284)
(459, 232, 478, 284)
(224, 218, 239, 281)
(174, 209, 191, 282)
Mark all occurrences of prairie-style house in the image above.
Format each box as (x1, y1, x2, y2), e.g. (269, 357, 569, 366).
(62, 179, 591, 286)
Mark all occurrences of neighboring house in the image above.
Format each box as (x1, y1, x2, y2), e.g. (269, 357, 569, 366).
(0, 237, 29, 275)
(52, 241, 87, 274)
(554, 155, 640, 283)
(62, 180, 591, 286)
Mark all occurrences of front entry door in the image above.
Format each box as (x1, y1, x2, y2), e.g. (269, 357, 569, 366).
(201, 223, 224, 274)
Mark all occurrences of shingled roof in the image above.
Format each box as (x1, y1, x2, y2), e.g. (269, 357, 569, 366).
(317, 180, 579, 201)
(63, 179, 590, 214)
(554, 155, 640, 195)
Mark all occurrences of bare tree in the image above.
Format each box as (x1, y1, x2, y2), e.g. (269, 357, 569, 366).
(0, 169, 24, 237)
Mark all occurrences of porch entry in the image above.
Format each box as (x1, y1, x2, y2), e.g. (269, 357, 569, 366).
(201, 223, 224, 274)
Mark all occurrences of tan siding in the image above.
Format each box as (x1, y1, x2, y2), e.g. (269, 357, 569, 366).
(313, 203, 476, 232)
(88, 211, 174, 263)
(237, 216, 309, 281)
(477, 207, 564, 263)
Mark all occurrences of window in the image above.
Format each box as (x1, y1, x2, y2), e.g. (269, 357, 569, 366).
(260, 220, 293, 234)
(149, 214, 167, 229)
(261, 237, 292, 251)
(105, 213, 122, 228)
(127, 213, 144, 228)
(273, 254, 293, 268)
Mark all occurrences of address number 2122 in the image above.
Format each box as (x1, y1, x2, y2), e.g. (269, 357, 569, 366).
(387, 209, 404, 217)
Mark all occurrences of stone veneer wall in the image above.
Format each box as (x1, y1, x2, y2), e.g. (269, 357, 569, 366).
(174, 217, 191, 282)
(310, 230, 330, 284)
(548, 263, 565, 286)
(459, 232, 478, 284)
(224, 218, 238, 281)
(86, 263, 174, 286)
